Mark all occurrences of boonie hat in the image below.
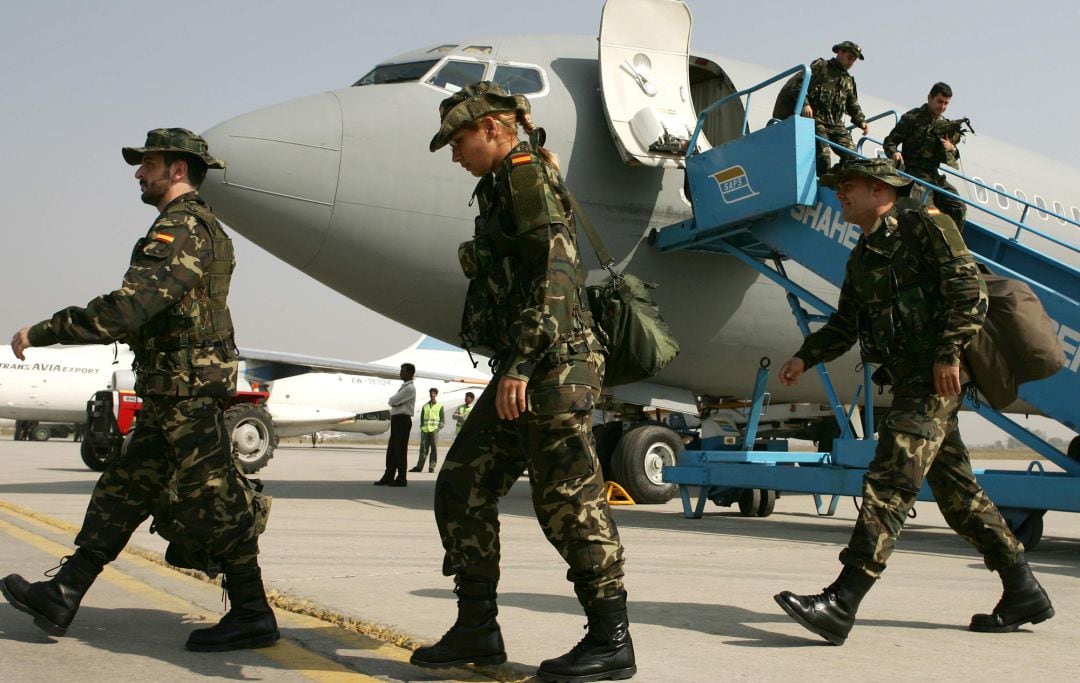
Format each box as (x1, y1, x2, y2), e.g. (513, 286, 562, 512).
(820, 158, 911, 189)
(430, 81, 529, 152)
(832, 40, 865, 60)
(122, 128, 225, 169)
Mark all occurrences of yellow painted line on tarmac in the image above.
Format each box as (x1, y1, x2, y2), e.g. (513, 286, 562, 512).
(0, 500, 505, 682)
(0, 514, 376, 682)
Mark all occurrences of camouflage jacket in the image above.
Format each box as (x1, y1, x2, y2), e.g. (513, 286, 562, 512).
(458, 142, 600, 386)
(29, 192, 239, 397)
(780, 57, 865, 127)
(883, 104, 961, 179)
(794, 206, 987, 386)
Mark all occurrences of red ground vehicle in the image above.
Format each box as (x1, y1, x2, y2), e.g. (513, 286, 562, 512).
(80, 389, 277, 474)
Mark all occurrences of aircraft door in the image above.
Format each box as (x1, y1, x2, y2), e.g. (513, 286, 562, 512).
(599, 0, 708, 168)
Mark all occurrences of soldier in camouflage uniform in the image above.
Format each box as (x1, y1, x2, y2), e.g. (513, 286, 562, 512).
(411, 82, 635, 682)
(884, 81, 968, 230)
(773, 158, 1053, 645)
(2, 129, 278, 652)
(776, 41, 869, 175)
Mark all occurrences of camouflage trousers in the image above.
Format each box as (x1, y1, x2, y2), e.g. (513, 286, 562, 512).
(815, 122, 858, 175)
(433, 369, 625, 607)
(75, 395, 261, 572)
(841, 387, 1023, 577)
(901, 172, 967, 231)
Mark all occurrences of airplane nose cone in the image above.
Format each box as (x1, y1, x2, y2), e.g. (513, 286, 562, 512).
(201, 92, 343, 269)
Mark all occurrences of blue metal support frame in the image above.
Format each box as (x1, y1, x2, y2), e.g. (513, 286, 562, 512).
(656, 64, 1079, 525)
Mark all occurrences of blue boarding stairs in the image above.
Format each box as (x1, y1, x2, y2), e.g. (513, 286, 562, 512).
(652, 65, 1080, 548)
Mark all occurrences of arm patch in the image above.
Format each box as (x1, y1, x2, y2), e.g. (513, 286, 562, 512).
(926, 210, 969, 257)
(508, 161, 567, 232)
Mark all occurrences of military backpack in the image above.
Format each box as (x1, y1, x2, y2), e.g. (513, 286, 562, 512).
(565, 193, 680, 386)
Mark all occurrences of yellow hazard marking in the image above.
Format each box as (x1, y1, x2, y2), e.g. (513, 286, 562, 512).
(0, 511, 375, 682)
(0, 500, 497, 682)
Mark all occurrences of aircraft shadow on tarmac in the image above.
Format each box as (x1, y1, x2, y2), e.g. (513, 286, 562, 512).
(410, 588, 960, 648)
(0, 605, 301, 679)
(0, 602, 519, 681)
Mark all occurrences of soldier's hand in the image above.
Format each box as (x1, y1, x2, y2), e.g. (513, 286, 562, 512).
(496, 376, 527, 420)
(941, 138, 956, 152)
(801, 104, 813, 118)
(933, 362, 962, 397)
(860, 122, 870, 135)
(10, 327, 32, 361)
(779, 357, 805, 387)
(891, 152, 903, 164)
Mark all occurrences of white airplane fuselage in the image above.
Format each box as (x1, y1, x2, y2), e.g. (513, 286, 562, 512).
(200, 35, 1080, 409)
(0, 345, 132, 423)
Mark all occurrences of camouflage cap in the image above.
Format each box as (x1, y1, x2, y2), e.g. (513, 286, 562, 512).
(122, 128, 225, 169)
(820, 158, 911, 189)
(429, 81, 529, 152)
(832, 40, 865, 60)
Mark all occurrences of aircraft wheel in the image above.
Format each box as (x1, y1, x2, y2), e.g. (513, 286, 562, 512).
(737, 488, 760, 516)
(611, 424, 680, 504)
(80, 440, 118, 471)
(1002, 508, 1045, 551)
(32, 425, 51, 442)
(756, 489, 777, 517)
(225, 403, 277, 474)
(593, 422, 624, 480)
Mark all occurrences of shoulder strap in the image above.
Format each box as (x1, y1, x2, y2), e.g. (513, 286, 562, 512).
(894, 211, 939, 282)
(526, 131, 617, 276)
(564, 189, 617, 276)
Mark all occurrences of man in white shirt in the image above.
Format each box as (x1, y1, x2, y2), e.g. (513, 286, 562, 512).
(375, 363, 416, 487)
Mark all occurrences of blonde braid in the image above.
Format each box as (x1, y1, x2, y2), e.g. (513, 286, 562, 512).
(519, 109, 560, 174)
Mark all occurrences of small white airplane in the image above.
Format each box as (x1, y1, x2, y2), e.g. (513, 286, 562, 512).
(197, 0, 1079, 505)
(0, 337, 489, 471)
(244, 335, 489, 441)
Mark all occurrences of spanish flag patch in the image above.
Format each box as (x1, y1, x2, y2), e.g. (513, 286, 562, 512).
(152, 232, 175, 244)
(510, 153, 531, 167)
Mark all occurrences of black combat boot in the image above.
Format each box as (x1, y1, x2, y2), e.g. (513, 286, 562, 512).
(537, 591, 637, 683)
(970, 558, 1054, 632)
(410, 578, 506, 668)
(186, 565, 280, 651)
(0, 549, 104, 636)
(774, 566, 876, 645)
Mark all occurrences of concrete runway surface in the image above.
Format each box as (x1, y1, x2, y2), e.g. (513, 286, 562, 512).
(1, 440, 1076, 682)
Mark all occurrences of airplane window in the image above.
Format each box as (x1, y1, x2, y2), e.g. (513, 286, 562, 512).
(353, 59, 439, 86)
(427, 45, 458, 54)
(1034, 195, 1049, 220)
(1072, 206, 1080, 223)
(993, 182, 1010, 210)
(1052, 201, 1067, 225)
(428, 60, 486, 91)
(492, 65, 545, 95)
(463, 46, 494, 55)
(971, 176, 989, 204)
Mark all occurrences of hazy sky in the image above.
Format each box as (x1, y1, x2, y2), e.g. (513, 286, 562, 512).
(3, 1, 1077, 443)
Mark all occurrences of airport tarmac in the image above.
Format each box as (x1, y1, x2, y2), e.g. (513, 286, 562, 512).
(1, 439, 1077, 682)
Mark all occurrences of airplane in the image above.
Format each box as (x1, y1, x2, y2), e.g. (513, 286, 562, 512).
(0, 337, 489, 472)
(196, 0, 1078, 504)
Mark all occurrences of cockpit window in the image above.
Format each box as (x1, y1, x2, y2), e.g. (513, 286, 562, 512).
(492, 65, 545, 95)
(353, 59, 439, 87)
(427, 59, 487, 91)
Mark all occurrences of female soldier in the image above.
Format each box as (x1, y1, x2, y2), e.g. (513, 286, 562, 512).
(411, 82, 635, 683)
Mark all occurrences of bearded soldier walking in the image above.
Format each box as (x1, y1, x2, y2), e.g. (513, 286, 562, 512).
(3, 128, 278, 652)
